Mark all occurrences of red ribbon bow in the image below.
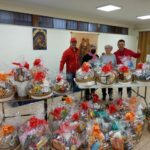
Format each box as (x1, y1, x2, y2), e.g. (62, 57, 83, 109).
(51, 107, 65, 120)
(29, 116, 47, 129)
(108, 104, 117, 114)
(12, 62, 29, 69)
(136, 63, 143, 69)
(56, 74, 63, 82)
(116, 98, 123, 106)
(119, 66, 129, 73)
(81, 102, 89, 110)
(102, 64, 112, 73)
(34, 72, 46, 82)
(81, 63, 90, 72)
(71, 112, 80, 121)
(93, 93, 101, 103)
(33, 58, 42, 66)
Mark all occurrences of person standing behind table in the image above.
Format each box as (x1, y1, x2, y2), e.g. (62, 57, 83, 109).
(59, 37, 80, 92)
(99, 45, 117, 101)
(114, 39, 141, 98)
(82, 44, 99, 100)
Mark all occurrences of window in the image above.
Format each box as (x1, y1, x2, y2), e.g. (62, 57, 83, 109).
(14, 12, 32, 26)
(66, 20, 77, 30)
(88, 23, 98, 32)
(53, 18, 66, 29)
(0, 10, 128, 35)
(100, 24, 128, 35)
(39, 16, 53, 28)
(0, 10, 14, 24)
(78, 21, 88, 31)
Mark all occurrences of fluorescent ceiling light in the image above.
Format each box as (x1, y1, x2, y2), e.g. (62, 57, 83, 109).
(97, 5, 121, 12)
(137, 15, 150, 20)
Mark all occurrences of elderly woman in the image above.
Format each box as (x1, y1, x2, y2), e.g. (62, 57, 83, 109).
(100, 45, 117, 101)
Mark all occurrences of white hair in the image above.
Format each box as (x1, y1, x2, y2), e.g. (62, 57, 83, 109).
(104, 45, 113, 50)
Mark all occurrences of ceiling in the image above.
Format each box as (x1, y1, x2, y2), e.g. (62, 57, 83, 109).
(1, 0, 150, 29)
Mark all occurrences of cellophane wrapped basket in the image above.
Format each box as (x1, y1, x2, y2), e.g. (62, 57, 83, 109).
(0, 124, 20, 150)
(0, 73, 15, 102)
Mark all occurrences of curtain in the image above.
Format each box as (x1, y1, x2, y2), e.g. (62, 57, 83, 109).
(138, 31, 150, 63)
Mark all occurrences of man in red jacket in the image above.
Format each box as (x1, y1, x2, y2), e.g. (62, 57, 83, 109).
(59, 37, 80, 92)
(114, 39, 141, 98)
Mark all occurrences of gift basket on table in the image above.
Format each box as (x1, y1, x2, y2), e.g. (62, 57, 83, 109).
(12, 61, 31, 97)
(28, 71, 53, 99)
(116, 56, 135, 84)
(30, 58, 48, 78)
(95, 63, 117, 85)
(134, 62, 150, 83)
(0, 73, 15, 102)
(53, 74, 70, 95)
(75, 62, 95, 87)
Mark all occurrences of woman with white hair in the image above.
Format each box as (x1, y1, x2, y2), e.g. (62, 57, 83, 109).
(100, 45, 117, 101)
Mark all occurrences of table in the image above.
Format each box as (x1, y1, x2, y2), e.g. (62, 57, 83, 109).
(0, 91, 73, 123)
(0, 95, 53, 123)
(74, 79, 150, 107)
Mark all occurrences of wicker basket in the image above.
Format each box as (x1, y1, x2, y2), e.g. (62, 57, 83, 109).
(96, 72, 116, 85)
(0, 89, 15, 102)
(118, 71, 132, 83)
(29, 91, 53, 99)
(75, 77, 95, 87)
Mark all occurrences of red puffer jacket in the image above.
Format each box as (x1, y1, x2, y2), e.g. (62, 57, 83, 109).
(59, 47, 80, 73)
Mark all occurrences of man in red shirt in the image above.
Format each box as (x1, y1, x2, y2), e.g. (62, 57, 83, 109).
(59, 37, 80, 92)
(114, 39, 141, 98)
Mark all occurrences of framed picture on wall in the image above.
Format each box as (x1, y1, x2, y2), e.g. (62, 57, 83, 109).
(33, 28, 47, 50)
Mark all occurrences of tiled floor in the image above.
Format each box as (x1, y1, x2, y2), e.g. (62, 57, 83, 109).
(0, 87, 150, 149)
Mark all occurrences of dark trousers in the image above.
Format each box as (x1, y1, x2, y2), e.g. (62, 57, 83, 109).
(102, 88, 113, 97)
(66, 73, 80, 92)
(118, 87, 132, 97)
(84, 89, 96, 100)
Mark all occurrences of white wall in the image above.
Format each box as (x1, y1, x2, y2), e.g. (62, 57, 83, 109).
(0, 24, 137, 80)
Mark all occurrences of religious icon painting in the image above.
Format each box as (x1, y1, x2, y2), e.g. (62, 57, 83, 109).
(33, 28, 47, 50)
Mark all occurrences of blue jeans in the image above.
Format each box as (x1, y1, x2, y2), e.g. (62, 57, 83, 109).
(66, 73, 80, 92)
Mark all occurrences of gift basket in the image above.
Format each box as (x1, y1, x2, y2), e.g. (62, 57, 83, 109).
(95, 63, 116, 85)
(53, 74, 70, 94)
(0, 124, 20, 150)
(31, 58, 48, 78)
(12, 61, 31, 97)
(134, 62, 150, 82)
(18, 116, 50, 150)
(28, 71, 52, 99)
(75, 62, 95, 87)
(0, 73, 15, 102)
(47, 95, 146, 150)
(117, 65, 132, 83)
